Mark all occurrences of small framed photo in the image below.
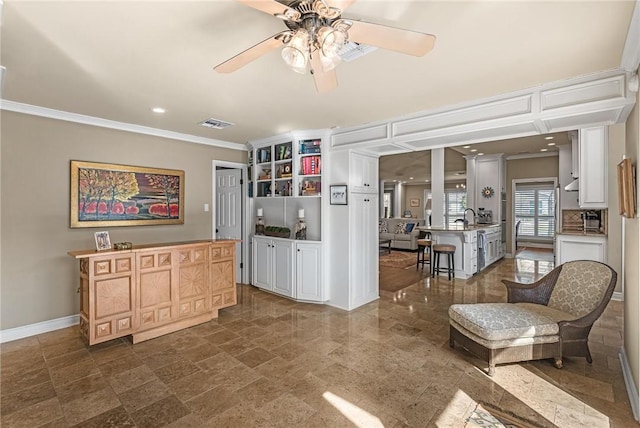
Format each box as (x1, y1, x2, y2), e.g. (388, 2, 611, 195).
(410, 198, 420, 207)
(330, 185, 348, 205)
(94, 231, 111, 251)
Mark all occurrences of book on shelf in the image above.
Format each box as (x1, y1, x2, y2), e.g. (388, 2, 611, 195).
(300, 156, 321, 175)
(299, 139, 321, 154)
(276, 144, 292, 161)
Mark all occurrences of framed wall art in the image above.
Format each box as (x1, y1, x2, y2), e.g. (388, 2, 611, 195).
(617, 158, 636, 218)
(410, 198, 420, 207)
(70, 160, 185, 228)
(330, 185, 348, 205)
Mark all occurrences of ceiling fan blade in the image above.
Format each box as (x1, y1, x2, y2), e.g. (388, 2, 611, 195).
(236, 0, 301, 21)
(214, 32, 289, 73)
(310, 53, 338, 93)
(347, 20, 436, 57)
(328, 0, 357, 13)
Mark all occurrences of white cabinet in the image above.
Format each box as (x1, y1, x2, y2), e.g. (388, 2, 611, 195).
(579, 126, 608, 209)
(252, 237, 294, 298)
(296, 242, 324, 302)
(555, 234, 607, 264)
(350, 193, 379, 308)
(463, 231, 478, 275)
(350, 152, 378, 193)
(253, 236, 325, 302)
(571, 131, 580, 179)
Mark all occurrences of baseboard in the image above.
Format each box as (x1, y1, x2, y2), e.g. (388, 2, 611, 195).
(0, 315, 79, 344)
(619, 348, 640, 422)
(612, 291, 624, 301)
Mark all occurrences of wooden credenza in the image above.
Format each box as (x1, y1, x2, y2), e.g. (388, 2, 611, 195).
(68, 240, 237, 345)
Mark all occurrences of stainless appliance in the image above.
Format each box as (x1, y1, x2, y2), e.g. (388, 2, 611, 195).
(477, 209, 493, 224)
(583, 211, 601, 232)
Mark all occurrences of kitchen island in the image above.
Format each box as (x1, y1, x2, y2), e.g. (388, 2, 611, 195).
(417, 224, 502, 279)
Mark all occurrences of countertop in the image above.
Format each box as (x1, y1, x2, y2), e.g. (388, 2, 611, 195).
(68, 239, 240, 258)
(557, 229, 607, 237)
(417, 224, 500, 233)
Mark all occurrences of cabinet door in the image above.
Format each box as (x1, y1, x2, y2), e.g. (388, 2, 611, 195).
(211, 243, 236, 310)
(296, 242, 323, 302)
(177, 245, 209, 318)
(350, 193, 379, 308)
(579, 126, 608, 208)
(556, 236, 606, 264)
(350, 153, 378, 193)
(252, 237, 272, 290)
(85, 254, 136, 345)
(272, 240, 294, 298)
(137, 249, 178, 331)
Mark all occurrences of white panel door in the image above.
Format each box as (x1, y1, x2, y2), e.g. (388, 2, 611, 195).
(272, 240, 294, 298)
(296, 242, 323, 302)
(216, 168, 242, 277)
(252, 237, 272, 291)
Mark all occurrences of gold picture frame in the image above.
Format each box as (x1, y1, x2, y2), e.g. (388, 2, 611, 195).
(410, 198, 420, 207)
(617, 158, 636, 218)
(70, 160, 185, 228)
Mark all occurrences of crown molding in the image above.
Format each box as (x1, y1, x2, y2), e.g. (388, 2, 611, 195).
(330, 68, 636, 155)
(620, 0, 640, 73)
(505, 151, 559, 161)
(0, 99, 247, 152)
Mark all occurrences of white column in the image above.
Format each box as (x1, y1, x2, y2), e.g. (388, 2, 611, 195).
(394, 182, 402, 218)
(431, 148, 445, 228)
(379, 180, 385, 218)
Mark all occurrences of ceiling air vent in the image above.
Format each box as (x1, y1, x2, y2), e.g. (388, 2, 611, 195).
(339, 41, 377, 62)
(199, 118, 234, 130)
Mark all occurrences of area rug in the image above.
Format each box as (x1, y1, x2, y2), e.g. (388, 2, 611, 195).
(465, 403, 543, 428)
(378, 251, 417, 269)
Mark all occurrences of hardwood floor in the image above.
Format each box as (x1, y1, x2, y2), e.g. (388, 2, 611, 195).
(0, 256, 634, 427)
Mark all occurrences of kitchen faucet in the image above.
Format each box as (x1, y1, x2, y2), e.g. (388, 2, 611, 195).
(463, 208, 476, 227)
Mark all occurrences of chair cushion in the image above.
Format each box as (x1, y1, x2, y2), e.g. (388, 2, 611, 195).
(448, 303, 560, 341)
(393, 233, 411, 241)
(450, 319, 559, 350)
(548, 261, 613, 318)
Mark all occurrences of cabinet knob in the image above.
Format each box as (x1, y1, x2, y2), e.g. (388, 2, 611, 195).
(297, 249, 300, 252)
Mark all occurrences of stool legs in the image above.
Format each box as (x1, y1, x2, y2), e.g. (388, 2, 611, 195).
(432, 250, 455, 280)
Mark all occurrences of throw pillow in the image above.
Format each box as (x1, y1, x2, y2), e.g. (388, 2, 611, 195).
(379, 220, 388, 233)
(395, 222, 406, 234)
(405, 223, 415, 234)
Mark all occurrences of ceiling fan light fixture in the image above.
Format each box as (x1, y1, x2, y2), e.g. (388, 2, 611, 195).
(282, 30, 310, 73)
(318, 26, 347, 58)
(319, 48, 341, 71)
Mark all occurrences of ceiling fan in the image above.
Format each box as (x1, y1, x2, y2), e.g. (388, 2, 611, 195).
(214, 0, 436, 92)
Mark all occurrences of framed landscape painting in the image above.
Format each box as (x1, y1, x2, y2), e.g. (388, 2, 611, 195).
(70, 160, 185, 228)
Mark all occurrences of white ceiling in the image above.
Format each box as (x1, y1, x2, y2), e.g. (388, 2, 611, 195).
(1, 1, 636, 148)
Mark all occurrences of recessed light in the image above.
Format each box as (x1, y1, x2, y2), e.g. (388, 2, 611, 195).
(544, 136, 554, 140)
(477, 153, 484, 156)
(425, 179, 429, 182)
(547, 142, 556, 146)
(540, 148, 548, 152)
(409, 177, 414, 180)
(463, 145, 471, 149)
(470, 149, 478, 152)
(151, 107, 166, 114)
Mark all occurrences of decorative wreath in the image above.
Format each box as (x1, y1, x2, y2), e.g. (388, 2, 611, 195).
(482, 186, 495, 198)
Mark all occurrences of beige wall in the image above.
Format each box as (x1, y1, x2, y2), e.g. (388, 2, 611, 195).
(624, 92, 640, 404)
(403, 184, 427, 218)
(1, 112, 246, 330)
(504, 156, 559, 254)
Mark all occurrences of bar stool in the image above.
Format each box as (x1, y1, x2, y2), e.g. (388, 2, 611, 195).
(432, 244, 456, 280)
(416, 232, 432, 271)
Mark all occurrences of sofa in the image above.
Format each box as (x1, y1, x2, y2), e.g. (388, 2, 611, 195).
(448, 260, 617, 376)
(379, 218, 425, 250)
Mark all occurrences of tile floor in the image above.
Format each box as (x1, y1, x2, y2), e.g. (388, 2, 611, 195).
(0, 257, 636, 427)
